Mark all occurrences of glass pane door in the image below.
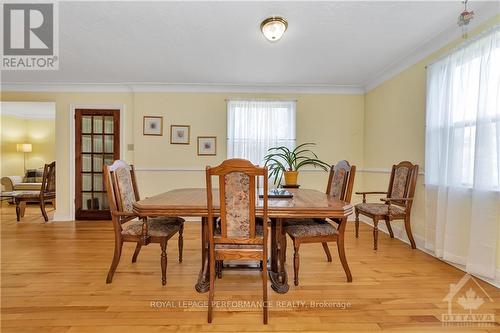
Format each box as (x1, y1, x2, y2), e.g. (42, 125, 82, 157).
(75, 110, 119, 220)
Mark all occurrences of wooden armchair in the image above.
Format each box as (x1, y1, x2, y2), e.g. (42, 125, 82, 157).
(354, 161, 419, 250)
(283, 160, 355, 286)
(206, 159, 269, 324)
(104, 160, 184, 285)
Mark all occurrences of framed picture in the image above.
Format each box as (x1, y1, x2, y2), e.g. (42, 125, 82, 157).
(170, 125, 190, 144)
(143, 116, 163, 136)
(197, 136, 217, 156)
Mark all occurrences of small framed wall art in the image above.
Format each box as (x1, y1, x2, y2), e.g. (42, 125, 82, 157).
(197, 136, 217, 156)
(143, 116, 163, 136)
(170, 125, 190, 144)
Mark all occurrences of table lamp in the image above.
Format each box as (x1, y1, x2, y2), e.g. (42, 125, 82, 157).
(16, 143, 32, 173)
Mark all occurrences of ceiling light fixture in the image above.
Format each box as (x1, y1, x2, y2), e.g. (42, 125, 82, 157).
(260, 16, 288, 42)
(458, 0, 474, 39)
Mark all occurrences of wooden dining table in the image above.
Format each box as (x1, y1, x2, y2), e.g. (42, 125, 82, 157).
(133, 187, 353, 294)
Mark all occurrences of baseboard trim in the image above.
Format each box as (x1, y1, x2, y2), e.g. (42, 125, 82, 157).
(356, 216, 500, 288)
(52, 213, 72, 222)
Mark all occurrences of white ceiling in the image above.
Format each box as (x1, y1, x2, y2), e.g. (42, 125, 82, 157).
(2, 1, 499, 91)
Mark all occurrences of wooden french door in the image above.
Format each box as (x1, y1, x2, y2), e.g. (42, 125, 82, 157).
(75, 109, 120, 220)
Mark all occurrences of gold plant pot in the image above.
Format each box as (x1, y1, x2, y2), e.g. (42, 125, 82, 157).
(284, 171, 299, 186)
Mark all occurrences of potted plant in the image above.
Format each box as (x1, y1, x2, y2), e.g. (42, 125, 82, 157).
(263, 143, 330, 186)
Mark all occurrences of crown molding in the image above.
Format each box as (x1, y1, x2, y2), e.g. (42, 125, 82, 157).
(363, 3, 500, 92)
(0, 83, 133, 93)
(0, 82, 365, 94)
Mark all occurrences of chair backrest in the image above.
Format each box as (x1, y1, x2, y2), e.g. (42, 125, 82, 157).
(387, 161, 419, 209)
(104, 160, 140, 225)
(206, 158, 268, 244)
(41, 161, 56, 195)
(326, 160, 356, 203)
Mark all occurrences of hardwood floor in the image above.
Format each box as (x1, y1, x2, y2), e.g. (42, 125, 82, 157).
(1, 202, 499, 332)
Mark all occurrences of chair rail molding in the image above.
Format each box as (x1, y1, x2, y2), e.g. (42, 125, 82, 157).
(133, 166, 424, 175)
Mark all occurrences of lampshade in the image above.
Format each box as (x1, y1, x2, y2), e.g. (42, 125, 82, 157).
(16, 143, 32, 153)
(260, 17, 288, 42)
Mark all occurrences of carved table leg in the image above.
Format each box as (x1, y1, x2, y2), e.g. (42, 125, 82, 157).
(269, 218, 289, 294)
(15, 199, 21, 222)
(15, 199, 26, 222)
(195, 216, 210, 293)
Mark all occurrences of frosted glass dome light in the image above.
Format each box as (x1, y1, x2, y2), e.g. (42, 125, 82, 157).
(260, 17, 288, 42)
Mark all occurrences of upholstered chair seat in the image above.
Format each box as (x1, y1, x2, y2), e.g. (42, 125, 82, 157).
(284, 218, 339, 238)
(215, 243, 263, 250)
(121, 217, 184, 237)
(12, 191, 41, 199)
(354, 203, 405, 218)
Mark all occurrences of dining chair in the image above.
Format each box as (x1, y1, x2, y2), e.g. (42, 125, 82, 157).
(283, 160, 356, 286)
(354, 161, 419, 250)
(206, 159, 269, 324)
(9, 161, 56, 222)
(104, 160, 184, 285)
(39, 161, 56, 222)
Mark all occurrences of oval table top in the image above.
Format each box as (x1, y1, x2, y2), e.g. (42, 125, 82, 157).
(133, 187, 353, 219)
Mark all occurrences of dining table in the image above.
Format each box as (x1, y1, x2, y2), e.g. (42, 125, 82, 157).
(133, 187, 353, 294)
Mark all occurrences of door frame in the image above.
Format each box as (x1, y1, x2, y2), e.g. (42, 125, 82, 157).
(67, 104, 125, 221)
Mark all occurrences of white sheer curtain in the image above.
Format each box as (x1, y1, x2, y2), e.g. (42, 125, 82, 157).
(227, 99, 296, 165)
(425, 26, 500, 280)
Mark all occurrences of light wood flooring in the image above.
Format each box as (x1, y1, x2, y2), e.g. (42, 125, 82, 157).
(1, 202, 499, 332)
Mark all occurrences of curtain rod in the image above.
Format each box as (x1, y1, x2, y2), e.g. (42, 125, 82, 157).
(425, 24, 499, 69)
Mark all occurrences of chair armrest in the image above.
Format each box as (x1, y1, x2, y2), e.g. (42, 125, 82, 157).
(355, 191, 388, 203)
(380, 197, 413, 218)
(355, 191, 387, 195)
(380, 197, 413, 202)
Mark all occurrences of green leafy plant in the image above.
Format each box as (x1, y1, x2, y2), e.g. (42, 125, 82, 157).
(263, 143, 330, 185)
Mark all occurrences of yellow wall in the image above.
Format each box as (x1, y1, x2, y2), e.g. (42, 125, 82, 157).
(363, 15, 500, 269)
(133, 92, 365, 198)
(1, 115, 56, 177)
(0, 91, 365, 220)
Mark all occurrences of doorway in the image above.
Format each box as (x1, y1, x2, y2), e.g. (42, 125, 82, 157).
(75, 109, 120, 220)
(0, 102, 56, 220)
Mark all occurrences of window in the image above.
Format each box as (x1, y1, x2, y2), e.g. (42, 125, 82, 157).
(424, 27, 499, 280)
(227, 99, 296, 165)
(425, 27, 500, 190)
